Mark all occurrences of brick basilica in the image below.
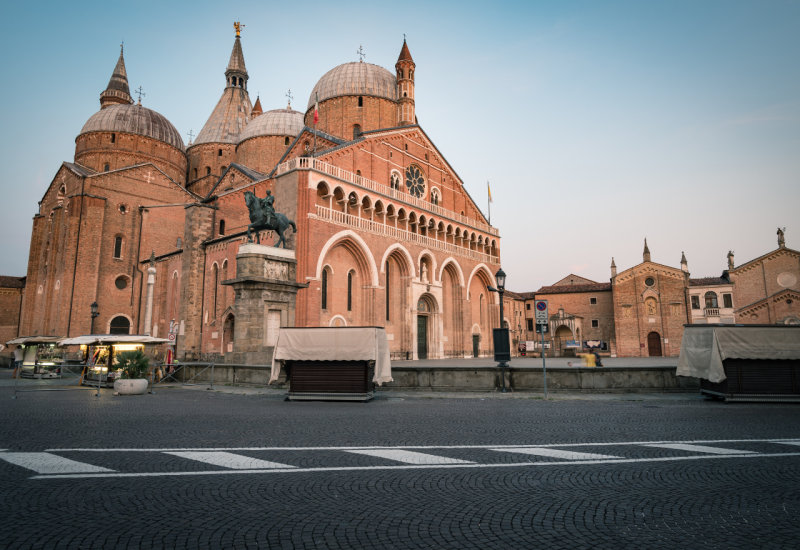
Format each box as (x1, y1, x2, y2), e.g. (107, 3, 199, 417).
(18, 28, 503, 361)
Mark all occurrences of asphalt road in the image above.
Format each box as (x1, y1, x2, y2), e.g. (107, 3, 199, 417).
(1, 384, 799, 549)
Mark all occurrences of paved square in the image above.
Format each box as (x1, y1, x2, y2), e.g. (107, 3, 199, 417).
(1, 383, 799, 549)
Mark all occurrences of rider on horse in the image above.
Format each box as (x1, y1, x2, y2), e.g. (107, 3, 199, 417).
(260, 190, 276, 226)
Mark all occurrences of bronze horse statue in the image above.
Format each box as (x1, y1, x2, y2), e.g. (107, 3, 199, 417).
(244, 190, 297, 248)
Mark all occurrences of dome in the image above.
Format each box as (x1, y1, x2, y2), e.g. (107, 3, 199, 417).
(307, 62, 397, 111)
(239, 108, 304, 143)
(79, 103, 185, 151)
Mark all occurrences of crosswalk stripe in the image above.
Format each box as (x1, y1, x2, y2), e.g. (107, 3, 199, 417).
(0, 452, 113, 474)
(165, 451, 296, 469)
(346, 449, 474, 465)
(644, 443, 756, 455)
(492, 447, 621, 460)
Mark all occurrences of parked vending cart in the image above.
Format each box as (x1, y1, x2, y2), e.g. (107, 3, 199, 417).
(270, 327, 393, 401)
(6, 337, 65, 379)
(59, 335, 171, 388)
(677, 325, 800, 402)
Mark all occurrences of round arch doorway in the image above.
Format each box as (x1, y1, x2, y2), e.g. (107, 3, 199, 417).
(416, 296, 435, 360)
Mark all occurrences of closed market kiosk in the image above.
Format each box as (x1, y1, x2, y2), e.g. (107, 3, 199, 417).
(270, 327, 393, 401)
(677, 325, 800, 402)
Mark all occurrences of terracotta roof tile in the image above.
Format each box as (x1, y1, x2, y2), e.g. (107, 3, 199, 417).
(397, 40, 414, 63)
(689, 277, 729, 286)
(536, 282, 612, 294)
(0, 276, 25, 288)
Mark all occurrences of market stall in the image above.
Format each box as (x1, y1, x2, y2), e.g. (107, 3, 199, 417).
(6, 337, 66, 379)
(59, 335, 171, 388)
(677, 325, 800, 402)
(271, 327, 392, 401)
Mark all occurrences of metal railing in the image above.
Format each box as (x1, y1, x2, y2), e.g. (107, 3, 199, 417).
(12, 363, 104, 399)
(314, 205, 499, 265)
(149, 362, 216, 393)
(390, 351, 412, 361)
(276, 156, 500, 236)
(704, 308, 720, 316)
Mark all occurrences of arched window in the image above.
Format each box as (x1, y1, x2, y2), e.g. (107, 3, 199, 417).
(385, 261, 390, 321)
(104, 163, 110, 172)
(113, 236, 123, 259)
(212, 264, 219, 319)
(284, 136, 290, 146)
(353, 124, 361, 139)
(358, 96, 363, 107)
(219, 220, 225, 236)
(347, 271, 353, 312)
(704, 291, 719, 308)
(111, 133, 115, 144)
(431, 188, 440, 206)
(193, 168, 198, 179)
(390, 172, 401, 191)
(321, 268, 328, 310)
(221, 165, 227, 173)
(238, 77, 243, 87)
(206, 167, 211, 176)
(109, 316, 131, 335)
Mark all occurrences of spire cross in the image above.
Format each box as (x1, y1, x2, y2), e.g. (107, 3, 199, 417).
(356, 45, 366, 62)
(135, 86, 145, 104)
(285, 89, 293, 108)
(187, 129, 195, 144)
(234, 22, 244, 37)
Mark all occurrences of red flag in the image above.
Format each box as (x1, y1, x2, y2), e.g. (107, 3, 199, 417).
(313, 92, 319, 125)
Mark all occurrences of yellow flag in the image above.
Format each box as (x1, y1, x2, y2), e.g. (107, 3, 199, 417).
(488, 182, 493, 203)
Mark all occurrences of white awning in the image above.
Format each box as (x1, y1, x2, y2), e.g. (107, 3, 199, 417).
(59, 335, 172, 346)
(270, 327, 392, 386)
(677, 326, 800, 382)
(6, 336, 66, 346)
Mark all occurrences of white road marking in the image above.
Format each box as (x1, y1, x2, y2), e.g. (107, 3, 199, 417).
(30, 452, 800, 480)
(493, 447, 621, 460)
(345, 449, 474, 465)
(0, 452, 113, 474)
(644, 444, 756, 455)
(46, 438, 800, 452)
(165, 451, 295, 470)
(776, 441, 800, 447)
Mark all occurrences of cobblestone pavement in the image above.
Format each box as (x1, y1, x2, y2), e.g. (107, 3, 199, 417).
(1, 384, 799, 549)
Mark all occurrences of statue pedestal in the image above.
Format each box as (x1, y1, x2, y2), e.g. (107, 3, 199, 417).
(221, 245, 308, 366)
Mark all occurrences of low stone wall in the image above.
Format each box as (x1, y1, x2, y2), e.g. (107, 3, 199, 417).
(383, 366, 699, 393)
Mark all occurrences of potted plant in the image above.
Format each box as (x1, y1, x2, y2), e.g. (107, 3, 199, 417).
(113, 350, 150, 395)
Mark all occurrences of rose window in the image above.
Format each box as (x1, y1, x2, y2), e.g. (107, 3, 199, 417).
(405, 164, 426, 198)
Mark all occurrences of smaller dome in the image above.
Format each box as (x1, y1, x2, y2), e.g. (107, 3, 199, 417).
(239, 108, 304, 143)
(79, 103, 184, 151)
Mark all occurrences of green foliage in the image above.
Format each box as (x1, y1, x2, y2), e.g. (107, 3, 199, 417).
(116, 350, 150, 380)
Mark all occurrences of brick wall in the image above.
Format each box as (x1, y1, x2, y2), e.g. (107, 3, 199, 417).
(75, 132, 187, 184)
(303, 96, 398, 141)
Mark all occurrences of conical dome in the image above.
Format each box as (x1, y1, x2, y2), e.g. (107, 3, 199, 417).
(100, 46, 133, 108)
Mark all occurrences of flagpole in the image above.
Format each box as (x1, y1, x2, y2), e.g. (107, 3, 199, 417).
(313, 92, 318, 158)
(488, 181, 491, 225)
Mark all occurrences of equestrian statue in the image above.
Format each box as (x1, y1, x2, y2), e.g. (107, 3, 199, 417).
(244, 189, 297, 248)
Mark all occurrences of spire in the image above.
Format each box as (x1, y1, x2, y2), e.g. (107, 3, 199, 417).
(251, 96, 263, 118)
(397, 36, 414, 63)
(100, 44, 133, 109)
(611, 257, 617, 278)
(680, 251, 688, 272)
(643, 238, 651, 263)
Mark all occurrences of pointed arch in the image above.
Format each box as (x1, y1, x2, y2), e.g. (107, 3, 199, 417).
(315, 230, 379, 286)
(380, 243, 416, 278)
(438, 257, 465, 287)
(467, 263, 499, 303)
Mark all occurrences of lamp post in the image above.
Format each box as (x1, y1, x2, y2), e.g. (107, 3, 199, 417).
(90, 302, 99, 335)
(487, 268, 510, 393)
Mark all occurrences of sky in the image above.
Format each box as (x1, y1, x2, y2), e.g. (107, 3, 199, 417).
(0, 0, 798, 291)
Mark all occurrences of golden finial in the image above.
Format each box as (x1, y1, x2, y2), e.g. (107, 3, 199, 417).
(234, 22, 244, 37)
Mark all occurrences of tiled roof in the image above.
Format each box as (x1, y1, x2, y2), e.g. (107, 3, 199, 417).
(63, 162, 96, 177)
(100, 47, 133, 106)
(307, 62, 397, 110)
(536, 283, 612, 294)
(397, 40, 414, 63)
(239, 109, 304, 142)
(689, 277, 729, 286)
(515, 292, 537, 300)
(502, 290, 525, 300)
(0, 276, 25, 288)
(226, 37, 247, 74)
(80, 104, 185, 150)
(194, 87, 252, 145)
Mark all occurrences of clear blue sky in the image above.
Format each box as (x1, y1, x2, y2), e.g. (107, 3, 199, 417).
(1, 0, 798, 291)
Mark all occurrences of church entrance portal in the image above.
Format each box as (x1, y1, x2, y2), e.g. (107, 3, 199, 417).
(417, 316, 428, 359)
(647, 332, 662, 356)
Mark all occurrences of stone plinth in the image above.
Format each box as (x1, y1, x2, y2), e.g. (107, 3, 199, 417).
(221, 245, 308, 365)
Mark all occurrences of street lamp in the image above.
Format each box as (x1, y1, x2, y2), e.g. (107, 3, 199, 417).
(90, 302, 99, 335)
(487, 267, 510, 393)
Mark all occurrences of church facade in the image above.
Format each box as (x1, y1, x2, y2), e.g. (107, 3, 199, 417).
(18, 27, 503, 362)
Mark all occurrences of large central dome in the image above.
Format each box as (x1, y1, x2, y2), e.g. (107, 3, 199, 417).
(307, 62, 397, 111)
(239, 108, 304, 143)
(79, 103, 184, 151)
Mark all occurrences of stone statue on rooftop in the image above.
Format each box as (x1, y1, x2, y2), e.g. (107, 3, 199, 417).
(778, 227, 786, 248)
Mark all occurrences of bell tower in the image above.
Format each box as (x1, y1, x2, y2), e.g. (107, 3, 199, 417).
(396, 37, 416, 126)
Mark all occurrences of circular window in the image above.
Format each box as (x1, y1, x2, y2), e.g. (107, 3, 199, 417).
(645, 277, 655, 287)
(118, 204, 128, 214)
(750, 314, 758, 320)
(115, 277, 128, 290)
(405, 164, 426, 198)
(786, 299, 794, 306)
(777, 272, 797, 288)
